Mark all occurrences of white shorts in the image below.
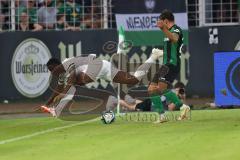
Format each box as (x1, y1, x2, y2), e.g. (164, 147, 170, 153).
(76, 59, 119, 81)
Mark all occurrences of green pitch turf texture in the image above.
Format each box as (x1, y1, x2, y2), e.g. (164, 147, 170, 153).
(0, 109, 240, 160)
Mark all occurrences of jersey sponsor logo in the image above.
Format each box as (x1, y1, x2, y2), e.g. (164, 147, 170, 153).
(11, 38, 51, 98)
(173, 29, 180, 33)
(164, 37, 169, 41)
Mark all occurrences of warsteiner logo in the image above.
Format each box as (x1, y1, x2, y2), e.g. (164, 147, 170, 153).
(11, 38, 51, 98)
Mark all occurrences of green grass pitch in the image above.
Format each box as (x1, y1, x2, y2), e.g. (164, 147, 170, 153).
(0, 109, 240, 160)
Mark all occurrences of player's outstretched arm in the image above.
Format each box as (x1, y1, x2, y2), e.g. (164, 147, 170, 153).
(45, 84, 64, 106)
(119, 100, 140, 111)
(52, 71, 77, 103)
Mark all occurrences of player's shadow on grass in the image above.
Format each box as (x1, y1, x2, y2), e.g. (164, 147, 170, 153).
(57, 88, 112, 121)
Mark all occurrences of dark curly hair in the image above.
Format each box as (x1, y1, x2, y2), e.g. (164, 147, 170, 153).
(46, 58, 61, 67)
(159, 9, 174, 22)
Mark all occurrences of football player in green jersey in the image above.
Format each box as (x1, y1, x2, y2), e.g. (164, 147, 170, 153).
(148, 10, 190, 121)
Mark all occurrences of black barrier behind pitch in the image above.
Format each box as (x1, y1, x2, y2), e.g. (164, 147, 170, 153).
(0, 27, 239, 100)
(0, 30, 118, 100)
(188, 26, 240, 97)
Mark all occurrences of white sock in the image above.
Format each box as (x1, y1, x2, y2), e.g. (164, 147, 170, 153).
(134, 70, 146, 79)
(133, 58, 154, 80)
(145, 57, 155, 63)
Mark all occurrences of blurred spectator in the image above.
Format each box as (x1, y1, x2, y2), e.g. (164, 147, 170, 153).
(232, 0, 239, 22)
(37, 0, 57, 29)
(55, 0, 78, 31)
(213, 1, 238, 23)
(58, 0, 82, 29)
(83, 0, 102, 29)
(15, 0, 39, 29)
(1, 0, 9, 15)
(219, 4, 231, 22)
(0, 0, 112, 31)
(56, 14, 80, 31)
(57, 0, 65, 12)
(15, 0, 25, 24)
(0, 0, 10, 30)
(55, 14, 67, 30)
(0, 14, 8, 31)
(16, 11, 42, 31)
(239, 1, 240, 22)
(55, 0, 66, 30)
(37, 0, 45, 7)
(19, 0, 27, 7)
(27, 0, 38, 24)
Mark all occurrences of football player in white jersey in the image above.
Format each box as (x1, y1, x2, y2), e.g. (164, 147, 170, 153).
(41, 49, 163, 117)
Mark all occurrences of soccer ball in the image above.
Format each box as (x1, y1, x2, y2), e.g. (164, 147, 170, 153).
(101, 110, 115, 124)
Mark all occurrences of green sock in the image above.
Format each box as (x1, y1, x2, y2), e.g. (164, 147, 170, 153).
(163, 90, 183, 109)
(150, 94, 164, 113)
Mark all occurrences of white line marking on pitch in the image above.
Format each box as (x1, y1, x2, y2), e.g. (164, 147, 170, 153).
(0, 118, 98, 145)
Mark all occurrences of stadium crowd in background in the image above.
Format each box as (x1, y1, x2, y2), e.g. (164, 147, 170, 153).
(0, 0, 104, 31)
(0, 0, 240, 31)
